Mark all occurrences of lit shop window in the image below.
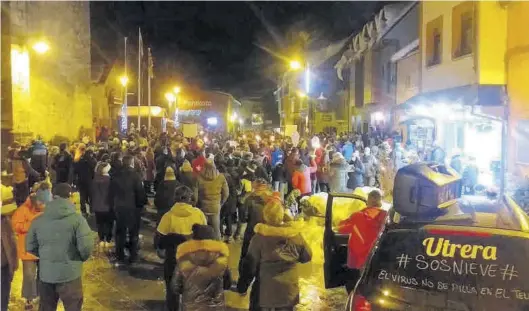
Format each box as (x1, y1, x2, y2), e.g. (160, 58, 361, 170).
(11, 45, 30, 92)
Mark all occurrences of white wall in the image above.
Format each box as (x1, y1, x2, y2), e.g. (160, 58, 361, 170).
(421, 1, 476, 93)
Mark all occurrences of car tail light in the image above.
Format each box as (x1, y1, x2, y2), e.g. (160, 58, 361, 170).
(352, 294, 372, 311)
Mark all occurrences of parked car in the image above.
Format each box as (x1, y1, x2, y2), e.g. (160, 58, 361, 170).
(324, 163, 529, 311)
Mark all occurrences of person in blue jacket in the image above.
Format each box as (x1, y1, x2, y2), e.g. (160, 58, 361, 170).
(271, 144, 284, 168)
(341, 139, 355, 162)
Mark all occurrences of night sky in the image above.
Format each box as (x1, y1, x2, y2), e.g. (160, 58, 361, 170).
(91, 2, 384, 100)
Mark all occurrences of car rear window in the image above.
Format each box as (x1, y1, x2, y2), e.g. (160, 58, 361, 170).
(357, 227, 529, 310)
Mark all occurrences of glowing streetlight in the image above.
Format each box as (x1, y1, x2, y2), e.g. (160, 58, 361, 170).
(32, 41, 49, 54)
(289, 60, 302, 70)
(119, 75, 129, 87)
(165, 92, 176, 104)
(173, 86, 181, 94)
(297, 91, 307, 98)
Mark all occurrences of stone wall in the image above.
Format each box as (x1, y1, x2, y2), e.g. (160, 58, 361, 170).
(5, 1, 92, 143)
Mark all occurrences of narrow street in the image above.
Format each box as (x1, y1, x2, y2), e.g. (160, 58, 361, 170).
(8, 203, 348, 311)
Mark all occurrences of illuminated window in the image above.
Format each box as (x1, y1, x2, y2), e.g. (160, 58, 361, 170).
(452, 2, 474, 59)
(11, 45, 30, 92)
(426, 16, 443, 67)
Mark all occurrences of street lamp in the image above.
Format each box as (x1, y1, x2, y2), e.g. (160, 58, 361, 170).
(119, 75, 129, 87)
(165, 92, 176, 105)
(297, 91, 307, 98)
(32, 41, 49, 54)
(289, 60, 302, 70)
(173, 86, 181, 94)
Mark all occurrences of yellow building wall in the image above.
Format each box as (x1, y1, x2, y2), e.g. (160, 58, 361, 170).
(506, 1, 529, 176)
(476, 1, 507, 85)
(420, 1, 476, 93)
(313, 112, 347, 133)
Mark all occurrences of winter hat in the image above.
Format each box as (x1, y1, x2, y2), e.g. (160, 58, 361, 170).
(180, 160, 193, 173)
(35, 188, 52, 204)
(205, 159, 216, 170)
(191, 224, 215, 240)
(164, 166, 176, 181)
(53, 183, 72, 199)
(262, 200, 285, 226)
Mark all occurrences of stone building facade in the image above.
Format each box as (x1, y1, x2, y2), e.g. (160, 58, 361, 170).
(1, 1, 92, 145)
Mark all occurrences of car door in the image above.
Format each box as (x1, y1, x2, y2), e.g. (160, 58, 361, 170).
(323, 192, 367, 288)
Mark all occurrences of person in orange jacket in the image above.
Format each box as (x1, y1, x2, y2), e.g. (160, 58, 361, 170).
(338, 190, 387, 293)
(291, 159, 317, 196)
(12, 182, 52, 310)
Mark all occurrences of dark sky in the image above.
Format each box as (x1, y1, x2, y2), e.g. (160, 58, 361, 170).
(91, 2, 383, 99)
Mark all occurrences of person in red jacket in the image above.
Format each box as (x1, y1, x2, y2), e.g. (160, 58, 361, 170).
(338, 190, 387, 292)
(192, 149, 207, 174)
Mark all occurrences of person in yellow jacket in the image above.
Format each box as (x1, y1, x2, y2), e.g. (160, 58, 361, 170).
(154, 185, 207, 311)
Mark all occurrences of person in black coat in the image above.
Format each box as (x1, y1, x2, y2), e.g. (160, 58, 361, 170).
(52, 143, 72, 184)
(91, 162, 113, 247)
(218, 165, 239, 243)
(154, 166, 178, 223)
(109, 155, 146, 264)
(74, 149, 97, 216)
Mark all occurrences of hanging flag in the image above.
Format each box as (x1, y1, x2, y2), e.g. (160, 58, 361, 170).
(148, 48, 154, 79)
(138, 28, 144, 58)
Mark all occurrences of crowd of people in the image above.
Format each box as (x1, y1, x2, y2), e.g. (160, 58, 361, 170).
(1, 125, 403, 311)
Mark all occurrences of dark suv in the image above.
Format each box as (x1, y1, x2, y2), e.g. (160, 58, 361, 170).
(324, 165, 529, 311)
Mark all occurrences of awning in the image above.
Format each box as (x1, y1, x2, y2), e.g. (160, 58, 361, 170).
(391, 39, 419, 62)
(394, 84, 505, 110)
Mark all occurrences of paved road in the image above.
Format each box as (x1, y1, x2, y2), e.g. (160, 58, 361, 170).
(8, 205, 348, 311)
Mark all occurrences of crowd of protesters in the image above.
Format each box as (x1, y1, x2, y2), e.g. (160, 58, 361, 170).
(1, 123, 414, 311)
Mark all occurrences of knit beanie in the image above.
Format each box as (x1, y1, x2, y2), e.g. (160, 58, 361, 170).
(191, 224, 215, 240)
(53, 183, 72, 199)
(180, 160, 193, 173)
(164, 166, 176, 181)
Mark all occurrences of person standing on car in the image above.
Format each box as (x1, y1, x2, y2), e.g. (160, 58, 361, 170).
(109, 155, 146, 264)
(26, 183, 94, 311)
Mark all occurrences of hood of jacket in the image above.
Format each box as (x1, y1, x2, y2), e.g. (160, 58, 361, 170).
(42, 198, 76, 220)
(200, 165, 219, 181)
(168, 202, 199, 218)
(330, 157, 347, 167)
(254, 223, 302, 238)
(176, 239, 229, 267)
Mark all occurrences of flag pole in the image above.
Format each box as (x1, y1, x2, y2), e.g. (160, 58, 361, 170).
(137, 28, 142, 128)
(122, 36, 128, 135)
(148, 47, 152, 129)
